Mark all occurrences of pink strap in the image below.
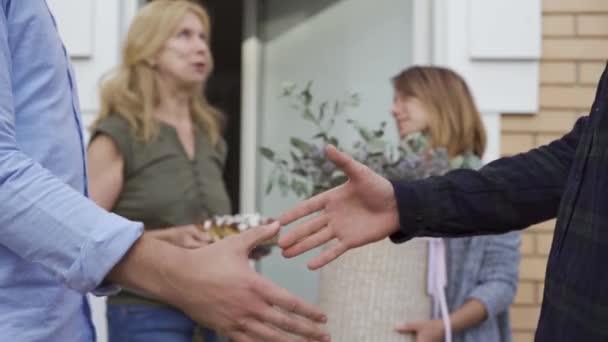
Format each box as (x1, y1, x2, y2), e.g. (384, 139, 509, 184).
(427, 238, 452, 342)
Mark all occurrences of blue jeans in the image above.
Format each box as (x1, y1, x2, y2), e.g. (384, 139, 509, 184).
(107, 304, 217, 342)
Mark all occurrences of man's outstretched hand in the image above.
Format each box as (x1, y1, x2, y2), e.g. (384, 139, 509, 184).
(110, 222, 330, 342)
(278, 145, 401, 270)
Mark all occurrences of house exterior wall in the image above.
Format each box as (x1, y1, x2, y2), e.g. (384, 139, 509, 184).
(505, 1, 608, 341)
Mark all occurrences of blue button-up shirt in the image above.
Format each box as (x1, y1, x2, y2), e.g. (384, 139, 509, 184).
(0, 2, 143, 340)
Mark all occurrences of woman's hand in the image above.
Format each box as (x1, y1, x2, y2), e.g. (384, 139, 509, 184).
(395, 319, 445, 342)
(148, 225, 211, 249)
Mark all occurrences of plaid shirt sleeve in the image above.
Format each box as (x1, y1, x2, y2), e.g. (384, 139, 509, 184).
(389, 116, 588, 242)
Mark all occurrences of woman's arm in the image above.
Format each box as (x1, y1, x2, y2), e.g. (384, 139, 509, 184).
(467, 232, 521, 319)
(448, 298, 488, 333)
(87, 134, 124, 210)
(396, 298, 488, 341)
(396, 233, 521, 340)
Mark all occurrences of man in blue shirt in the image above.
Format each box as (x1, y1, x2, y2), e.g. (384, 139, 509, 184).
(0, 2, 328, 341)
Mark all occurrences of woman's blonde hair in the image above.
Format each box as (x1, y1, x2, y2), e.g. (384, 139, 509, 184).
(392, 66, 486, 158)
(93, 0, 223, 144)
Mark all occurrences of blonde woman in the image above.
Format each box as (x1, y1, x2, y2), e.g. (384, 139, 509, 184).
(88, 1, 229, 341)
(390, 66, 521, 342)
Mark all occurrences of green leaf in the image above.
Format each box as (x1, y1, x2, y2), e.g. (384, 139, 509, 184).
(259, 147, 275, 161)
(313, 132, 329, 141)
(293, 168, 308, 177)
(291, 179, 308, 198)
(280, 82, 297, 97)
(312, 185, 330, 196)
(300, 81, 313, 106)
(330, 174, 348, 187)
(302, 108, 315, 122)
(349, 93, 361, 107)
(279, 173, 288, 186)
(367, 138, 387, 154)
(305, 80, 313, 92)
(265, 180, 274, 195)
(278, 174, 289, 196)
(348, 119, 374, 142)
(358, 128, 372, 141)
(328, 137, 339, 147)
(319, 101, 328, 121)
(290, 137, 312, 154)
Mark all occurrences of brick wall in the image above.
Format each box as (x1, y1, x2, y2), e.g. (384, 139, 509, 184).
(503, 1, 608, 341)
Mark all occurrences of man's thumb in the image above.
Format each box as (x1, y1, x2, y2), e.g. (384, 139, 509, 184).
(326, 145, 363, 181)
(241, 221, 280, 250)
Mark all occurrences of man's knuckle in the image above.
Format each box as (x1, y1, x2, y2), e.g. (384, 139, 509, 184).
(286, 300, 298, 312)
(277, 316, 293, 331)
(235, 318, 249, 331)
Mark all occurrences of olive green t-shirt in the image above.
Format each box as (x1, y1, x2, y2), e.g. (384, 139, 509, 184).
(92, 115, 232, 306)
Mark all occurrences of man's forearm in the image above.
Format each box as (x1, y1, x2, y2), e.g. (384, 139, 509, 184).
(391, 117, 586, 242)
(107, 224, 331, 342)
(106, 233, 178, 301)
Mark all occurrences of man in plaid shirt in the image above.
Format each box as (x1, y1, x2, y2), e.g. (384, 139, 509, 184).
(278, 66, 608, 341)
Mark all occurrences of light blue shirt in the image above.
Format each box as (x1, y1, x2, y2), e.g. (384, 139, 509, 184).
(0, 2, 143, 341)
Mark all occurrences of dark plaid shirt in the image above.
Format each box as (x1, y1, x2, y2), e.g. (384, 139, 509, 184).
(391, 64, 608, 341)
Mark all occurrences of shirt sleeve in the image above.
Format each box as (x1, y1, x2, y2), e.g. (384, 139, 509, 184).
(389, 115, 587, 242)
(91, 115, 134, 175)
(0, 6, 143, 294)
(467, 232, 521, 317)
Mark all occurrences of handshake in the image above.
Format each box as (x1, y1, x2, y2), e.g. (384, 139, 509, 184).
(109, 146, 399, 342)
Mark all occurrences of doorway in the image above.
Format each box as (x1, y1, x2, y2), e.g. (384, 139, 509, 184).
(197, 0, 244, 214)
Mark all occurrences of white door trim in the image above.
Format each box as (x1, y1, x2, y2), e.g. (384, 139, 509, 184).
(430, 0, 502, 162)
(240, 0, 262, 214)
(413, 0, 433, 64)
(120, 0, 141, 39)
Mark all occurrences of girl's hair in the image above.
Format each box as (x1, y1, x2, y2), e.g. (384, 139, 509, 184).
(392, 66, 486, 157)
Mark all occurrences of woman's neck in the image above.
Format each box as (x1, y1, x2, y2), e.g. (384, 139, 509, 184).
(155, 78, 193, 125)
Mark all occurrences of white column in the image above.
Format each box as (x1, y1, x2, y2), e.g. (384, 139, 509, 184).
(482, 112, 501, 163)
(240, 0, 261, 214)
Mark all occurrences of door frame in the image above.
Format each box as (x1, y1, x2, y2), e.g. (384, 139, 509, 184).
(121, 0, 142, 38)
